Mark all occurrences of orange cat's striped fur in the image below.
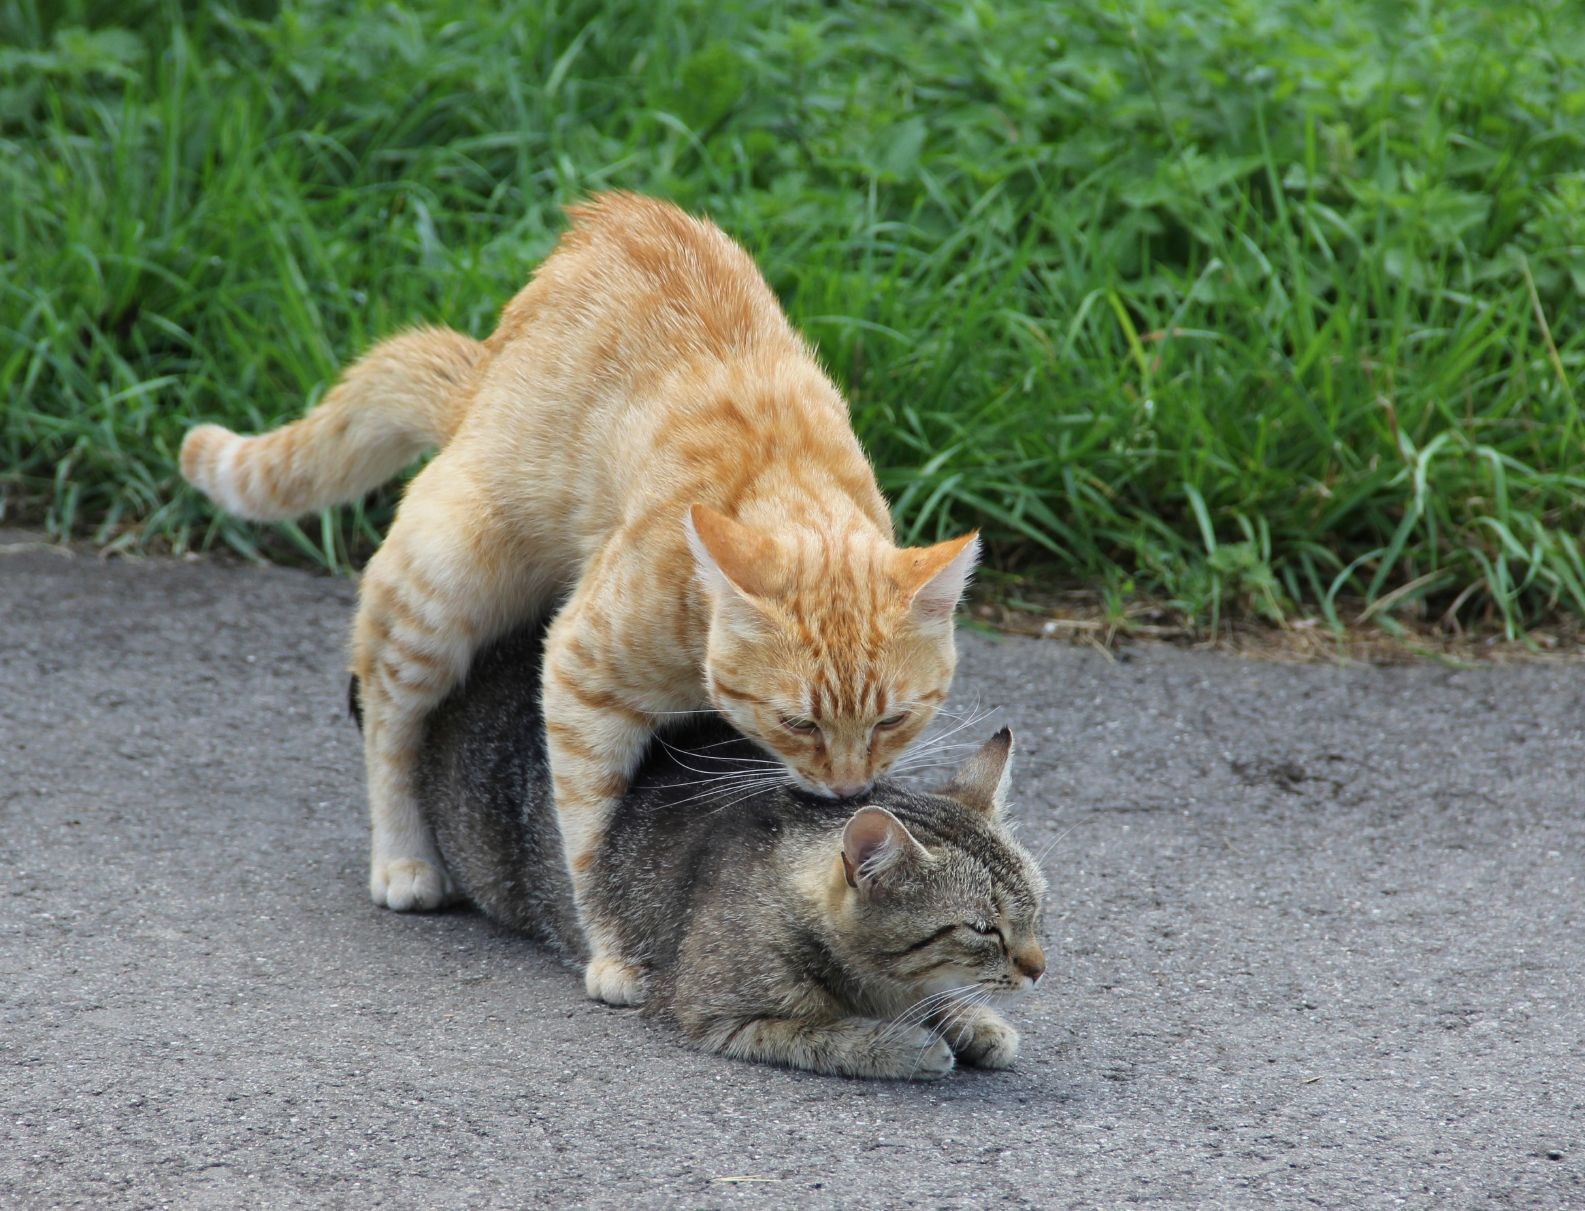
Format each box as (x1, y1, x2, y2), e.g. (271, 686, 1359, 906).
(181, 193, 979, 1005)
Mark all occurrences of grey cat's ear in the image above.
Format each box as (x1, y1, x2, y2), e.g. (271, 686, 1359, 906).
(685, 503, 785, 603)
(841, 806, 926, 890)
(938, 727, 1014, 817)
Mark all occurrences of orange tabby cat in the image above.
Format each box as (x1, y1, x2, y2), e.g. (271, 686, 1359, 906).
(180, 193, 979, 1005)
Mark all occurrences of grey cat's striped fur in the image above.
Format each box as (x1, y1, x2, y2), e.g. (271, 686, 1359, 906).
(404, 625, 1049, 1080)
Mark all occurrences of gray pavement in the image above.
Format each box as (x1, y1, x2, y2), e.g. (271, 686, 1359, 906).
(2, 535, 1582, 1208)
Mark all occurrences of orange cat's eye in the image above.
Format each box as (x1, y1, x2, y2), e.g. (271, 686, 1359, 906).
(779, 715, 819, 735)
(876, 712, 910, 729)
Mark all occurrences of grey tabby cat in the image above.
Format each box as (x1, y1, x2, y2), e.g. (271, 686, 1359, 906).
(395, 624, 1048, 1080)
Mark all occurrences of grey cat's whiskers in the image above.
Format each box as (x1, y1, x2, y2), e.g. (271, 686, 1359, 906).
(931, 989, 995, 1052)
(908, 989, 995, 1078)
(874, 984, 979, 1047)
(1032, 821, 1081, 868)
(942, 989, 995, 1043)
(922, 992, 986, 1056)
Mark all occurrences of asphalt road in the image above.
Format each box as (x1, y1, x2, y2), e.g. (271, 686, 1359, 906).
(3, 534, 1582, 1208)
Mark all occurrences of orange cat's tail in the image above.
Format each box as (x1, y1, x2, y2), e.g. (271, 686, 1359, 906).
(180, 326, 485, 522)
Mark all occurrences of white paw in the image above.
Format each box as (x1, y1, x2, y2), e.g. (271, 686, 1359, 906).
(584, 956, 649, 1006)
(369, 857, 454, 912)
(950, 1010, 1021, 1069)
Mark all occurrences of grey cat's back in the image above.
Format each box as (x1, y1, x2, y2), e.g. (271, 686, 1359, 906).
(414, 626, 840, 964)
(414, 626, 580, 954)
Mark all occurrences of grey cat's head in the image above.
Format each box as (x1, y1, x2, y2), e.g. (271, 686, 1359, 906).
(806, 729, 1048, 1005)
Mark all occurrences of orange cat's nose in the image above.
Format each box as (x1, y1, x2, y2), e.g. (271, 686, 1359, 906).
(828, 781, 871, 799)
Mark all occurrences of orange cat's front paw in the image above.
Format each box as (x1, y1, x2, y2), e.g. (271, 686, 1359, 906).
(370, 857, 455, 912)
(584, 955, 650, 1006)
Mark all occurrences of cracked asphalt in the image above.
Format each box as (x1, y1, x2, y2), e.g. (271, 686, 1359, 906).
(2, 533, 1582, 1207)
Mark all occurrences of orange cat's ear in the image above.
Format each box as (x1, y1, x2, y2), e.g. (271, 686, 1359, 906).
(840, 806, 928, 891)
(894, 531, 980, 623)
(684, 504, 783, 600)
(937, 727, 1014, 817)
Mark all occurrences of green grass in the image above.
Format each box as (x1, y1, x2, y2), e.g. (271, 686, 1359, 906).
(5, 0, 1585, 636)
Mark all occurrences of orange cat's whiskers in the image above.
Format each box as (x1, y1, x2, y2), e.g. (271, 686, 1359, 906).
(661, 766, 784, 788)
(890, 742, 993, 775)
(669, 775, 794, 814)
(659, 767, 798, 811)
(698, 779, 797, 819)
(889, 708, 1003, 784)
(893, 735, 994, 759)
(922, 700, 991, 723)
(659, 776, 790, 805)
(911, 703, 998, 748)
(661, 769, 790, 794)
(653, 737, 781, 770)
(895, 740, 987, 756)
(683, 734, 767, 754)
(888, 760, 971, 780)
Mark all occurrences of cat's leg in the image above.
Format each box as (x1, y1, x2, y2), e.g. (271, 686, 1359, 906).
(938, 1004, 1021, 1069)
(702, 1016, 957, 1080)
(540, 602, 658, 1006)
(353, 460, 543, 911)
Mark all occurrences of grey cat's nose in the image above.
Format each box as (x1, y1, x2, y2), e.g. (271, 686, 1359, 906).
(1014, 948, 1046, 986)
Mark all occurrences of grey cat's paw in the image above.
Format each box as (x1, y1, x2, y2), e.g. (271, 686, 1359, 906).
(370, 857, 455, 912)
(585, 956, 650, 1006)
(899, 1026, 957, 1080)
(948, 1007, 1020, 1069)
(866, 1025, 956, 1081)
